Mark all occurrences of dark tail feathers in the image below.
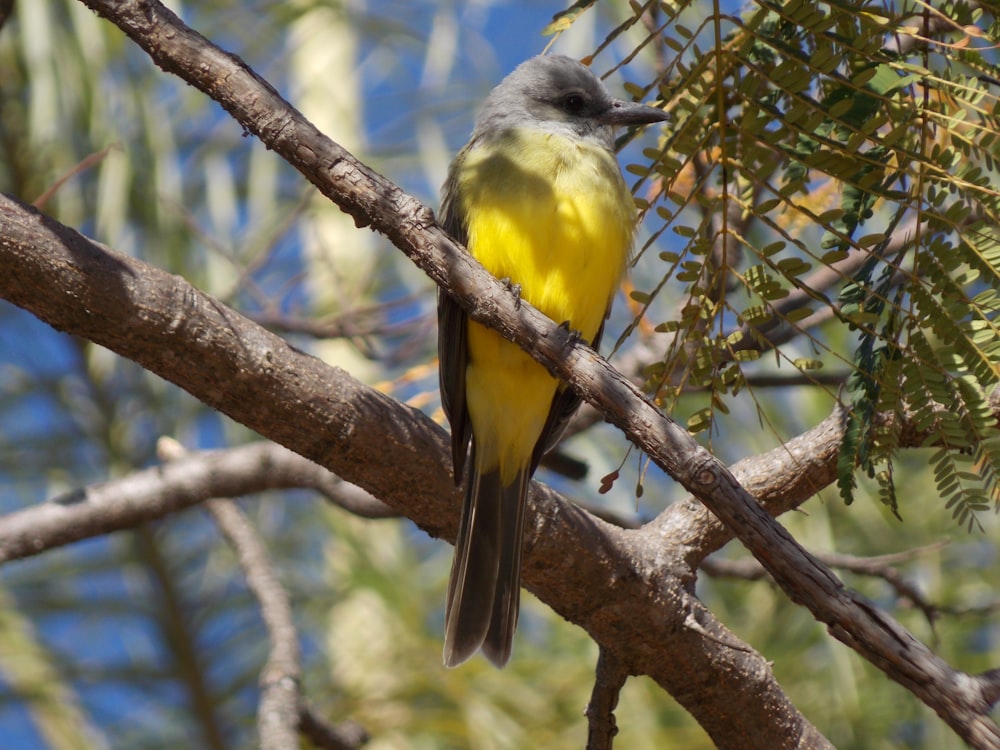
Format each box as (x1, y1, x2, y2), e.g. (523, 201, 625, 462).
(443, 461, 528, 668)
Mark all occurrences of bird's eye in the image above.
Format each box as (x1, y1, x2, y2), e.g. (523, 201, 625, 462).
(563, 93, 586, 113)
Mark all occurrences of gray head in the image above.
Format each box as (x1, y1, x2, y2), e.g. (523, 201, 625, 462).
(471, 55, 668, 148)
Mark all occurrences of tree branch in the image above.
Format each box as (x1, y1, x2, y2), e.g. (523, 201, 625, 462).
(585, 648, 628, 750)
(156, 439, 370, 750)
(2, 0, 995, 745)
(0, 441, 389, 564)
(207, 497, 369, 749)
(0, 190, 829, 749)
(205, 498, 302, 750)
(1, 183, 988, 745)
(702, 543, 953, 627)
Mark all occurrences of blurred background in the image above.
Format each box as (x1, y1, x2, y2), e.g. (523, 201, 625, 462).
(1, 1, 998, 748)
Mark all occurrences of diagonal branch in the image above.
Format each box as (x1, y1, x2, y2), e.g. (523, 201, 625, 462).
(4, 180, 996, 744)
(0, 191, 827, 749)
(7, 0, 998, 746)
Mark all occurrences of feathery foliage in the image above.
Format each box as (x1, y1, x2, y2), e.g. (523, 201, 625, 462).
(571, 0, 1000, 526)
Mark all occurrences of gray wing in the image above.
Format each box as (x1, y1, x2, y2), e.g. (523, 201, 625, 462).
(438, 164, 472, 484)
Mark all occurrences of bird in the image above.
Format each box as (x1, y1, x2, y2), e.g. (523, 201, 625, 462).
(438, 54, 668, 667)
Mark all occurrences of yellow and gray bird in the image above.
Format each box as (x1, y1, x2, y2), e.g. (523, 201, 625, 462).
(438, 54, 668, 667)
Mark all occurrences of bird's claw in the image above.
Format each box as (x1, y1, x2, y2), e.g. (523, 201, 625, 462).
(558, 321, 584, 345)
(500, 278, 523, 309)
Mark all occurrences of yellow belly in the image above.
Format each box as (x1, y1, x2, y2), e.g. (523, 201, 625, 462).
(455, 128, 635, 483)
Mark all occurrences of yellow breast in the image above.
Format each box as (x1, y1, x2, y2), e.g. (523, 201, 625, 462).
(456, 129, 634, 340)
(455, 128, 636, 481)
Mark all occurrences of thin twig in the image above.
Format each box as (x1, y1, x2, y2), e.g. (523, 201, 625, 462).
(702, 542, 956, 628)
(206, 498, 301, 750)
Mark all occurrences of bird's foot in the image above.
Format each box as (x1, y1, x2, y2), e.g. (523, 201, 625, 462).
(558, 321, 584, 345)
(500, 278, 523, 309)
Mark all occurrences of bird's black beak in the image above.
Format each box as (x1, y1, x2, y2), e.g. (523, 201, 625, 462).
(600, 99, 670, 127)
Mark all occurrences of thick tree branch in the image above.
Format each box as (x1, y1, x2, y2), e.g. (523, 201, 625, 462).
(3, 0, 995, 745)
(4, 185, 996, 745)
(0, 192, 827, 749)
